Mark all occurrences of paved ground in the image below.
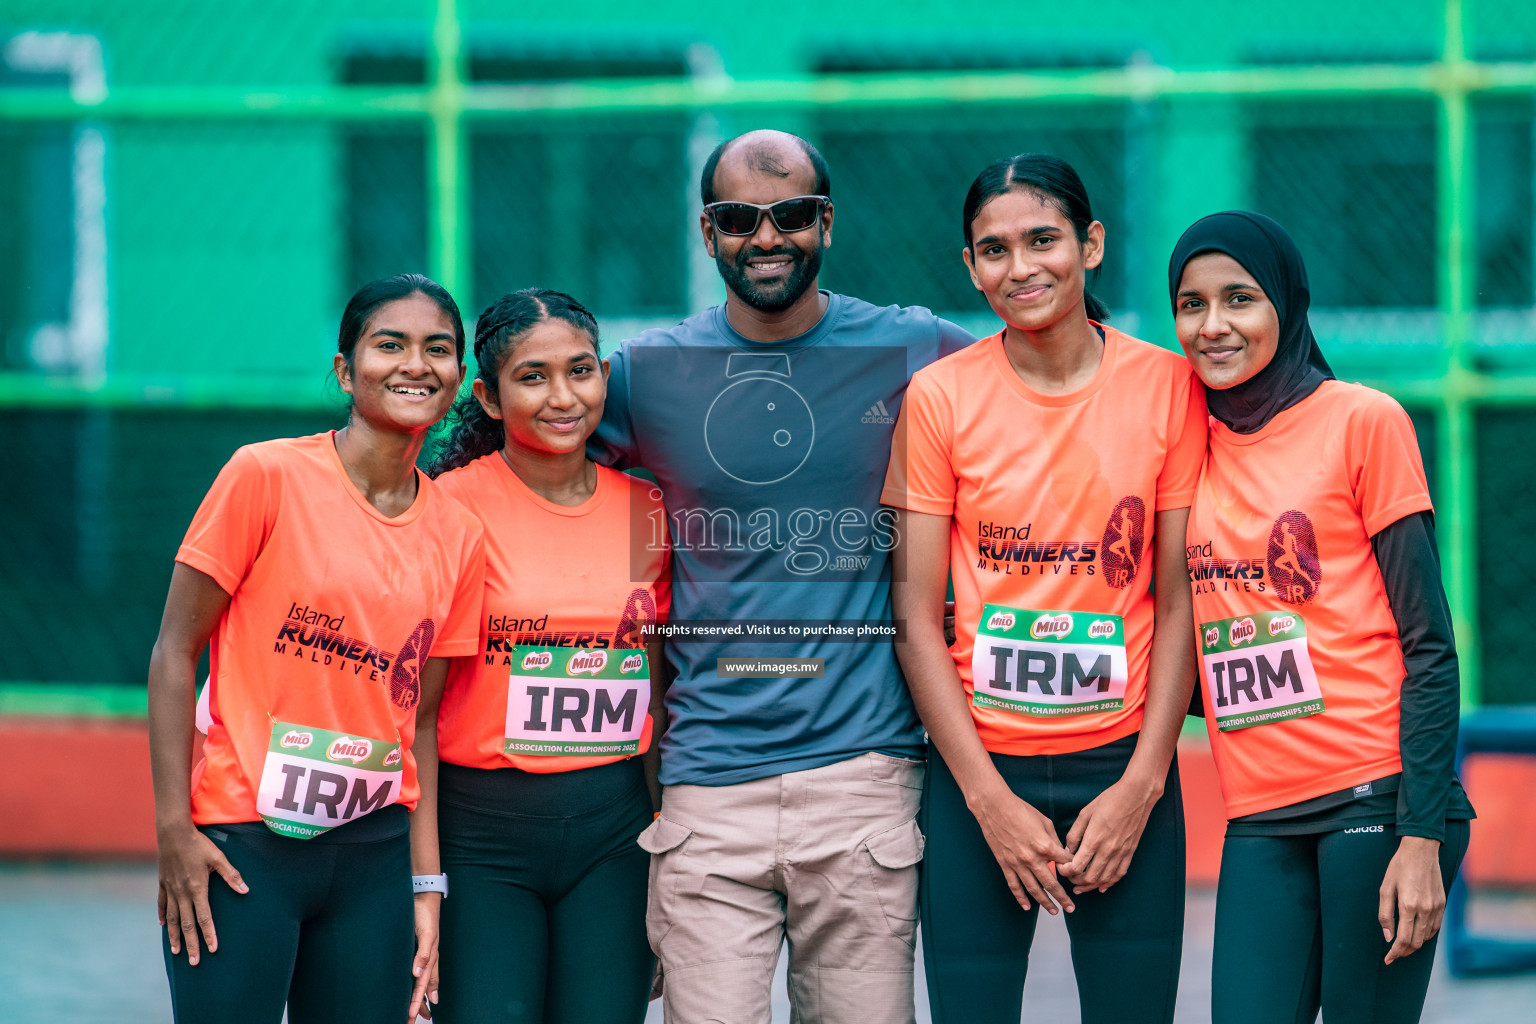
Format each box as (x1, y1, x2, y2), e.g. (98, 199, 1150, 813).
(3, 863, 1532, 1023)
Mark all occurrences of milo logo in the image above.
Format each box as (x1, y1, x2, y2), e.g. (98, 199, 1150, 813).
(567, 650, 608, 676)
(281, 730, 313, 749)
(1268, 614, 1298, 637)
(988, 611, 1016, 631)
(382, 747, 402, 768)
(620, 653, 644, 674)
(1031, 613, 1073, 640)
(327, 737, 373, 764)
(1228, 617, 1257, 646)
(1087, 619, 1116, 640)
(1203, 626, 1220, 649)
(521, 651, 553, 671)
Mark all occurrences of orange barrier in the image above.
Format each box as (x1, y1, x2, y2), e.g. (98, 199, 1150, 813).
(1177, 737, 1228, 884)
(1461, 753, 1536, 885)
(0, 718, 159, 857)
(1177, 737, 1536, 885)
(2, 718, 1532, 885)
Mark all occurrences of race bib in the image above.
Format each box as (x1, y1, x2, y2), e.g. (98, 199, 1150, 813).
(255, 721, 402, 839)
(1199, 611, 1324, 732)
(971, 605, 1129, 717)
(504, 646, 649, 757)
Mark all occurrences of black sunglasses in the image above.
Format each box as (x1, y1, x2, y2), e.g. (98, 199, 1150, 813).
(703, 195, 828, 236)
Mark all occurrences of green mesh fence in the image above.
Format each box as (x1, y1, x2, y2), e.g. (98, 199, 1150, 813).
(0, 409, 343, 686)
(2, 0, 1535, 706)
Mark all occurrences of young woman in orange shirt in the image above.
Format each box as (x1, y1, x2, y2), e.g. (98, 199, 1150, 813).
(149, 274, 486, 1024)
(424, 289, 669, 1024)
(1172, 211, 1474, 1024)
(886, 154, 1205, 1023)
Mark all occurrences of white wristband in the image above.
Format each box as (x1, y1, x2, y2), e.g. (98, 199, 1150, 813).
(412, 873, 449, 897)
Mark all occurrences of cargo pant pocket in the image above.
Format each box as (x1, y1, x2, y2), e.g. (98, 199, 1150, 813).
(863, 818, 925, 947)
(637, 815, 694, 947)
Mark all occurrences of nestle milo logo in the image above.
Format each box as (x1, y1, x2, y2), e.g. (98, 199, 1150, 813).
(1268, 614, 1298, 637)
(382, 747, 402, 768)
(1228, 617, 1257, 646)
(521, 651, 553, 671)
(567, 650, 608, 676)
(1031, 613, 1073, 640)
(326, 737, 373, 764)
(1203, 626, 1220, 649)
(280, 730, 313, 749)
(1087, 619, 1116, 640)
(620, 653, 644, 674)
(987, 610, 1015, 631)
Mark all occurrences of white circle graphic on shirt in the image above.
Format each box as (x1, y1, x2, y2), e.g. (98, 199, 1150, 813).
(703, 377, 815, 485)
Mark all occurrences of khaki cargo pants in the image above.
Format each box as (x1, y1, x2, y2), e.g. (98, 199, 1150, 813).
(637, 752, 925, 1024)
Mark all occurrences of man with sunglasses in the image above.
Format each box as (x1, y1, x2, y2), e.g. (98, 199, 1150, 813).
(591, 129, 972, 1024)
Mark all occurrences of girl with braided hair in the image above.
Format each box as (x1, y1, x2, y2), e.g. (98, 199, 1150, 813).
(425, 289, 671, 1023)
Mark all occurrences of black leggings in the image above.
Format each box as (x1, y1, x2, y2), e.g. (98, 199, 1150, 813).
(1211, 821, 1471, 1024)
(162, 806, 413, 1024)
(434, 757, 654, 1024)
(920, 735, 1186, 1024)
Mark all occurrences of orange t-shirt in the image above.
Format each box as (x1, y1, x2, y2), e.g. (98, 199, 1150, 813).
(177, 433, 485, 827)
(434, 456, 671, 773)
(882, 327, 1207, 755)
(1188, 380, 1432, 818)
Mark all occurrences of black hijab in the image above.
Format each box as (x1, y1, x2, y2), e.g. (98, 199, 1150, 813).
(1168, 211, 1334, 434)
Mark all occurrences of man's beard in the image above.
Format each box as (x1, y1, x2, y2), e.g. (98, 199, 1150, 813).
(716, 242, 824, 313)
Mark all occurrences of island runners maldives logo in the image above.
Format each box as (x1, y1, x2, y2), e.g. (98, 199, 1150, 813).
(975, 522, 1100, 577)
(1186, 539, 1266, 587)
(1100, 496, 1146, 590)
(389, 619, 436, 710)
(489, 613, 621, 653)
(1267, 511, 1321, 605)
(275, 603, 394, 677)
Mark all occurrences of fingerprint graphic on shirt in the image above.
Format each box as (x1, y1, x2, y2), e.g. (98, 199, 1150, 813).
(1100, 496, 1146, 590)
(613, 588, 658, 649)
(1267, 511, 1321, 605)
(390, 618, 436, 709)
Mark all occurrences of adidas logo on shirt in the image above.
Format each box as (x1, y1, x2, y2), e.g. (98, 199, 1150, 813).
(861, 400, 895, 424)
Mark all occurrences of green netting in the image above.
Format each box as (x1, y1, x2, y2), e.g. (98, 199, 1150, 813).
(2, 0, 1535, 704)
(0, 410, 342, 686)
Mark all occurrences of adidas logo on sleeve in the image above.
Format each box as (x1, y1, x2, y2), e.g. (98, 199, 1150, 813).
(861, 400, 895, 424)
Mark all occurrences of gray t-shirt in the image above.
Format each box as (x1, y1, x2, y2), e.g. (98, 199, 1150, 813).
(590, 292, 973, 785)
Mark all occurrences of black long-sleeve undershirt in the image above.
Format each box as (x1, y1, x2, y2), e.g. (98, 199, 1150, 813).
(1372, 509, 1471, 842)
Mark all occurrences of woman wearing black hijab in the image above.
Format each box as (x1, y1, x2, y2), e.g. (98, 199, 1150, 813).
(1170, 211, 1474, 1024)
